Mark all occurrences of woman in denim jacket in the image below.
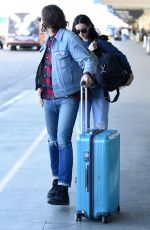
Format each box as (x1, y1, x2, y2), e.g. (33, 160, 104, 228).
(35, 6, 96, 206)
(72, 14, 134, 132)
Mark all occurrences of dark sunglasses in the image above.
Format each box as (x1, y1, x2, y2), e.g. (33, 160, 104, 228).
(76, 28, 88, 34)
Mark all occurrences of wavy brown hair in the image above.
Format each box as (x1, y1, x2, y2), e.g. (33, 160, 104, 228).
(41, 4, 68, 32)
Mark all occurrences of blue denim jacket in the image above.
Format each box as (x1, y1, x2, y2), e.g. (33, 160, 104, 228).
(35, 28, 97, 98)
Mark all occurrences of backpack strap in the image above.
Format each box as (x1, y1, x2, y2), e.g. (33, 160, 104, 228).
(103, 88, 120, 103)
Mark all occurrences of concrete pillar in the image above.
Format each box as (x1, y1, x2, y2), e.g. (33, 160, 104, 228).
(143, 35, 147, 47)
(146, 36, 150, 54)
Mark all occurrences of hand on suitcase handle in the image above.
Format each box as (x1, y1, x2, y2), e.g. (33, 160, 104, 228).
(81, 80, 86, 86)
(81, 74, 93, 88)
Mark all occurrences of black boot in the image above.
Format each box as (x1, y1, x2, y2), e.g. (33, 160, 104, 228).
(47, 179, 58, 199)
(48, 185, 70, 205)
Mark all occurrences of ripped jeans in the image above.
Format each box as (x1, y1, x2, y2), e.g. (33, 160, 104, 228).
(43, 97, 79, 186)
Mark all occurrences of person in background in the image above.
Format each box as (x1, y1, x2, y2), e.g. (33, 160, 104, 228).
(35, 6, 96, 206)
(72, 14, 134, 132)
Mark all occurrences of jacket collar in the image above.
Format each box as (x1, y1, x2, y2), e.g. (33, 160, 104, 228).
(54, 28, 66, 41)
(45, 28, 66, 42)
(40, 28, 66, 52)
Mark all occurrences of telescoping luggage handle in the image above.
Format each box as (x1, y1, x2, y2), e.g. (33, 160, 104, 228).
(80, 82, 101, 134)
(80, 81, 88, 134)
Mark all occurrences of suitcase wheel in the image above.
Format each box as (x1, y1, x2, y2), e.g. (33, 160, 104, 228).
(101, 215, 110, 224)
(75, 213, 82, 221)
(117, 205, 120, 212)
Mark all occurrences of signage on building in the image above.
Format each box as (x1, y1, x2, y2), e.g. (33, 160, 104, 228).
(116, 9, 143, 23)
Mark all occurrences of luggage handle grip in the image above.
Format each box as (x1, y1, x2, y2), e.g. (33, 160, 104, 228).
(81, 80, 86, 86)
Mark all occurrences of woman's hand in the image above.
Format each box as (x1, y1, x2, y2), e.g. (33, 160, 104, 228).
(124, 73, 134, 86)
(37, 88, 44, 107)
(88, 40, 97, 52)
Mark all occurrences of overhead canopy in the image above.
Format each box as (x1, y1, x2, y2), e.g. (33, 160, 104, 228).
(63, 0, 129, 30)
(0, 0, 129, 31)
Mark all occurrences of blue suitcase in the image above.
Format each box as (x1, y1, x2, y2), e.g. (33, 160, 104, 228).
(75, 87, 120, 223)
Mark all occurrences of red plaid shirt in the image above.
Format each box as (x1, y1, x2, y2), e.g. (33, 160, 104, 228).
(41, 37, 80, 100)
(41, 37, 55, 100)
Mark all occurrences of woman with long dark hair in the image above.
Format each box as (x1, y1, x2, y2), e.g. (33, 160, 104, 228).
(72, 14, 134, 131)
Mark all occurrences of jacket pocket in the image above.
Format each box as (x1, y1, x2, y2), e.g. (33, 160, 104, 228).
(55, 50, 69, 59)
(55, 51, 71, 78)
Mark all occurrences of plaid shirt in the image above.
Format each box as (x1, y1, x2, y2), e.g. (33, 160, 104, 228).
(41, 37, 55, 100)
(41, 37, 80, 100)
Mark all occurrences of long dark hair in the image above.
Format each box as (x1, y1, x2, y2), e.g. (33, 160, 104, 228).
(41, 4, 68, 32)
(72, 14, 99, 41)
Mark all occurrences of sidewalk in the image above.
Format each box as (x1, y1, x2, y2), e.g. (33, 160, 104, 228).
(0, 40, 150, 230)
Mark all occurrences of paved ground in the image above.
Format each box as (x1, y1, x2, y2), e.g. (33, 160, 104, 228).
(0, 40, 150, 230)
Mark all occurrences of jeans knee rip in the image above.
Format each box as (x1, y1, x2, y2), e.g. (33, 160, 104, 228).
(48, 139, 57, 147)
(58, 143, 72, 151)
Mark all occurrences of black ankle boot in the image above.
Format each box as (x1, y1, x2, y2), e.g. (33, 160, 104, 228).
(48, 185, 70, 205)
(47, 179, 58, 199)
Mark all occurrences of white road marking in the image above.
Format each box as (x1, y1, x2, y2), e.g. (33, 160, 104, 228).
(0, 128, 47, 193)
(0, 90, 31, 111)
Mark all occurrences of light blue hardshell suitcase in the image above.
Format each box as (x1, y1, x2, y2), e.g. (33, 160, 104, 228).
(75, 87, 120, 223)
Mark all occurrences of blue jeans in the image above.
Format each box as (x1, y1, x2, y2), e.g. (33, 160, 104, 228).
(76, 85, 109, 134)
(43, 97, 79, 187)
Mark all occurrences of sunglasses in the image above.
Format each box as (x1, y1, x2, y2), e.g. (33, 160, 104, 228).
(76, 28, 88, 34)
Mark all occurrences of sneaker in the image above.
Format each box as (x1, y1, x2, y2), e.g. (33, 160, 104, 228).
(48, 185, 70, 205)
(47, 179, 58, 199)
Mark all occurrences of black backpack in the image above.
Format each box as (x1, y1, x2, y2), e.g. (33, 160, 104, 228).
(94, 37, 129, 103)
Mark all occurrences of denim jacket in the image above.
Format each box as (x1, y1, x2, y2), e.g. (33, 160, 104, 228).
(35, 28, 97, 98)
